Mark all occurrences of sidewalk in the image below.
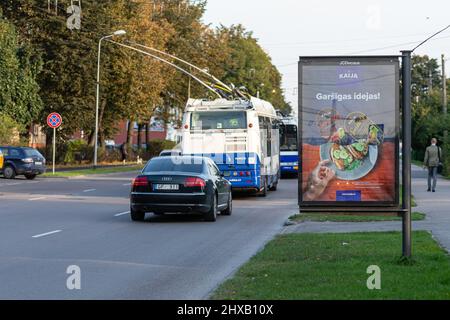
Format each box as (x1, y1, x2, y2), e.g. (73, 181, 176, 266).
(285, 165, 450, 253)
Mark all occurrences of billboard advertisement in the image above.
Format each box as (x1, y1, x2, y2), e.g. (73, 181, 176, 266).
(298, 56, 399, 207)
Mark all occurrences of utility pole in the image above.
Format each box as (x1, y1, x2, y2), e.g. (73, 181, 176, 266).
(443, 54, 447, 115)
(428, 68, 433, 93)
(401, 50, 412, 258)
(443, 54, 448, 171)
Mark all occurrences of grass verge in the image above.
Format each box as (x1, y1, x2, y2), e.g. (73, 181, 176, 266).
(42, 165, 144, 177)
(212, 231, 450, 300)
(289, 211, 426, 223)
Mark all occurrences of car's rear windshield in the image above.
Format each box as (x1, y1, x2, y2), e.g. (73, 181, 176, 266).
(191, 111, 247, 130)
(23, 148, 43, 157)
(144, 158, 204, 173)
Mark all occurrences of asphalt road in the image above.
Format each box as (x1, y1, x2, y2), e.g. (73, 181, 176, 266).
(0, 172, 298, 299)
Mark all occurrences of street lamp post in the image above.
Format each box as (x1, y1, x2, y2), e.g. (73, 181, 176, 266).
(94, 30, 126, 167)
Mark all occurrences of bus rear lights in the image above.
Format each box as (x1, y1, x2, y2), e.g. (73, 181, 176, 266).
(248, 123, 253, 128)
(184, 124, 189, 129)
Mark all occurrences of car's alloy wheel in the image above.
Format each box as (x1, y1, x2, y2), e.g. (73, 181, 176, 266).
(3, 166, 16, 179)
(204, 194, 217, 222)
(222, 192, 232, 216)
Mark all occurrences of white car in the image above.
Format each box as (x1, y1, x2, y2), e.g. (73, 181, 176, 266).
(159, 149, 182, 157)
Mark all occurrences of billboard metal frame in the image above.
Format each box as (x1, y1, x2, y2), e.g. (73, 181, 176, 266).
(298, 55, 402, 213)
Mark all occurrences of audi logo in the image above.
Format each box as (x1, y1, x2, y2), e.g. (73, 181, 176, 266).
(162, 177, 172, 181)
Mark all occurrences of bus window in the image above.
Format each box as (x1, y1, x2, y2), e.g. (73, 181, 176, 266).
(280, 124, 298, 151)
(191, 111, 247, 130)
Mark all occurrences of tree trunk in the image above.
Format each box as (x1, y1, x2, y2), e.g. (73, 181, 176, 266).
(145, 122, 150, 151)
(137, 123, 143, 151)
(126, 119, 133, 148)
(98, 99, 107, 148)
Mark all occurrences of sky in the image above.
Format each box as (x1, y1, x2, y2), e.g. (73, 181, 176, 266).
(203, 0, 450, 113)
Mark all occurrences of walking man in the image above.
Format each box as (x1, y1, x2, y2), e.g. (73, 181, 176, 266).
(423, 138, 442, 192)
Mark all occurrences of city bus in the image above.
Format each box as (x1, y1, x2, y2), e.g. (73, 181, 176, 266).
(181, 97, 280, 196)
(279, 115, 299, 175)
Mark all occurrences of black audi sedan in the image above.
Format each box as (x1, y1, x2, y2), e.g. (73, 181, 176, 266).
(0, 146, 46, 179)
(130, 156, 232, 222)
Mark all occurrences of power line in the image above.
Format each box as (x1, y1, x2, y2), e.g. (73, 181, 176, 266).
(412, 24, 450, 52)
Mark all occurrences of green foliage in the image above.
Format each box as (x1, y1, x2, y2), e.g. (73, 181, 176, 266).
(143, 139, 177, 158)
(0, 0, 291, 147)
(0, 112, 23, 145)
(63, 139, 88, 164)
(212, 231, 450, 300)
(218, 25, 291, 114)
(0, 11, 43, 127)
(411, 54, 449, 174)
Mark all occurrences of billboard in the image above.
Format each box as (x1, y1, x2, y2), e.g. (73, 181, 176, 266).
(298, 56, 399, 208)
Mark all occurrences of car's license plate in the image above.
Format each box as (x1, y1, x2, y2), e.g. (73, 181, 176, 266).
(35, 161, 42, 165)
(154, 184, 179, 191)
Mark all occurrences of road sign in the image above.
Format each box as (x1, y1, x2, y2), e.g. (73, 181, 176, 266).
(47, 113, 62, 175)
(47, 112, 62, 129)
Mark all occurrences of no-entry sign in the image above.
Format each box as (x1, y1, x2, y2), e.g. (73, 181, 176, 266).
(47, 112, 62, 129)
(47, 112, 62, 175)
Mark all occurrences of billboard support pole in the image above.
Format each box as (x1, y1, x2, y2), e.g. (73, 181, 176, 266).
(401, 50, 412, 258)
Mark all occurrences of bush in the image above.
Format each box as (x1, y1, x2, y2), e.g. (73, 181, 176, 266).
(144, 139, 177, 158)
(64, 139, 88, 164)
(0, 113, 23, 145)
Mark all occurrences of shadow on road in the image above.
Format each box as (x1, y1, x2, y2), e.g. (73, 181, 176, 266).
(142, 213, 213, 223)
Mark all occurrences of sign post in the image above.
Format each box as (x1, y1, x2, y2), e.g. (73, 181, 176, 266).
(401, 51, 412, 258)
(47, 113, 63, 175)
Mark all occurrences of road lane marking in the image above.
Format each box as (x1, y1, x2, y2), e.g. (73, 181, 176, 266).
(114, 211, 130, 217)
(83, 189, 96, 193)
(29, 197, 46, 201)
(123, 183, 131, 186)
(32, 230, 62, 238)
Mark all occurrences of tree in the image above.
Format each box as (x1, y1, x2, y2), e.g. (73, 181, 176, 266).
(0, 113, 23, 145)
(0, 9, 43, 132)
(410, 54, 449, 169)
(217, 25, 291, 114)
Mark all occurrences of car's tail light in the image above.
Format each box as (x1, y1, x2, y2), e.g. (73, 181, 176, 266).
(184, 177, 206, 188)
(132, 176, 148, 187)
(246, 171, 251, 176)
(23, 158, 34, 163)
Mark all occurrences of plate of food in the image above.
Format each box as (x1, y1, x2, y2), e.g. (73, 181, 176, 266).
(320, 127, 379, 180)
